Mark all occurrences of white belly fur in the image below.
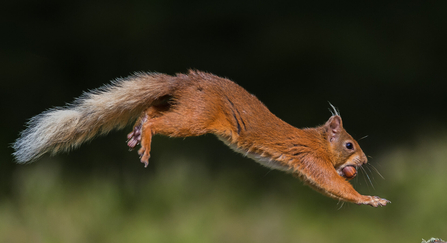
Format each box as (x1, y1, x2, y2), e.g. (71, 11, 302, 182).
(217, 136, 292, 173)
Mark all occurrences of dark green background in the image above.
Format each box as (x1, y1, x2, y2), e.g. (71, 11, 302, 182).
(1, 0, 446, 242)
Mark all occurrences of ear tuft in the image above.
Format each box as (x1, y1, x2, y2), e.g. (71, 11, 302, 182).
(328, 103, 340, 117)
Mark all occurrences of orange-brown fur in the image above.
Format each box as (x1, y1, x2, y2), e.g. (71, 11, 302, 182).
(14, 70, 389, 207)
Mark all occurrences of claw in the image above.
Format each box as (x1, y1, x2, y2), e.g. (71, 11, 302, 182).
(367, 196, 390, 207)
(142, 160, 149, 168)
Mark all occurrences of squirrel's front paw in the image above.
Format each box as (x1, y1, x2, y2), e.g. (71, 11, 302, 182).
(358, 196, 390, 207)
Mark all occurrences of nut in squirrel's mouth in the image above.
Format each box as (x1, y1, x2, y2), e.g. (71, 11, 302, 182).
(337, 165, 358, 179)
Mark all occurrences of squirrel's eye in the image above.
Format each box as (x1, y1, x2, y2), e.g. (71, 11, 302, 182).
(345, 142, 354, 150)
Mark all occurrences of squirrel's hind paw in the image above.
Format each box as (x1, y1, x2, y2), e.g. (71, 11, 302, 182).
(127, 127, 142, 150)
(138, 147, 150, 168)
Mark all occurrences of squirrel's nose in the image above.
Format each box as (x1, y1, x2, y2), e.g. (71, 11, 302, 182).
(361, 154, 368, 165)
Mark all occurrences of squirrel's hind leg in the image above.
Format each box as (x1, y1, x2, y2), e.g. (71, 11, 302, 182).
(127, 98, 213, 167)
(138, 121, 153, 168)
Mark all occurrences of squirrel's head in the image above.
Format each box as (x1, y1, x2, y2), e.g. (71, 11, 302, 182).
(323, 115, 367, 180)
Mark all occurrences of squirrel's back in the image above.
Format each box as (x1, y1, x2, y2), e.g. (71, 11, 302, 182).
(13, 70, 272, 163)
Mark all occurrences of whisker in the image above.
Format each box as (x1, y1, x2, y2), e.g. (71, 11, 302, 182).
(337, 200, 345, 210)
(365, 164, 378, 183)
(360, 166, 375, 189)
(367, 155, 373, 159)
(358, 135, 369, 141)
(264, 169, 273, 177)
(364, 164, 373, 173)
(358, 166, 368, 188)
(369, 164, 385, 180)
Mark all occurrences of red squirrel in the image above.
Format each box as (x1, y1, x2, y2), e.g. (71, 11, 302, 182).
(13, 70, 389, 207)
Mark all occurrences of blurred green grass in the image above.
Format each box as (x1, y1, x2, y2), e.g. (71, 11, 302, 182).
(2, 134, 447, 243)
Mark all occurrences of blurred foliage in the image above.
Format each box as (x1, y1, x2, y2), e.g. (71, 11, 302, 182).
(1, 0, 447, 242)
(1, 134, 447, 242)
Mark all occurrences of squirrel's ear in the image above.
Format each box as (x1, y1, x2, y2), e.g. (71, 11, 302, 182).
(325, 116, 343, 142)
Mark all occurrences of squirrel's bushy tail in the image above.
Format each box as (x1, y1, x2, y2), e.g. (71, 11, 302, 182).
(13, 72, 176, 163)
